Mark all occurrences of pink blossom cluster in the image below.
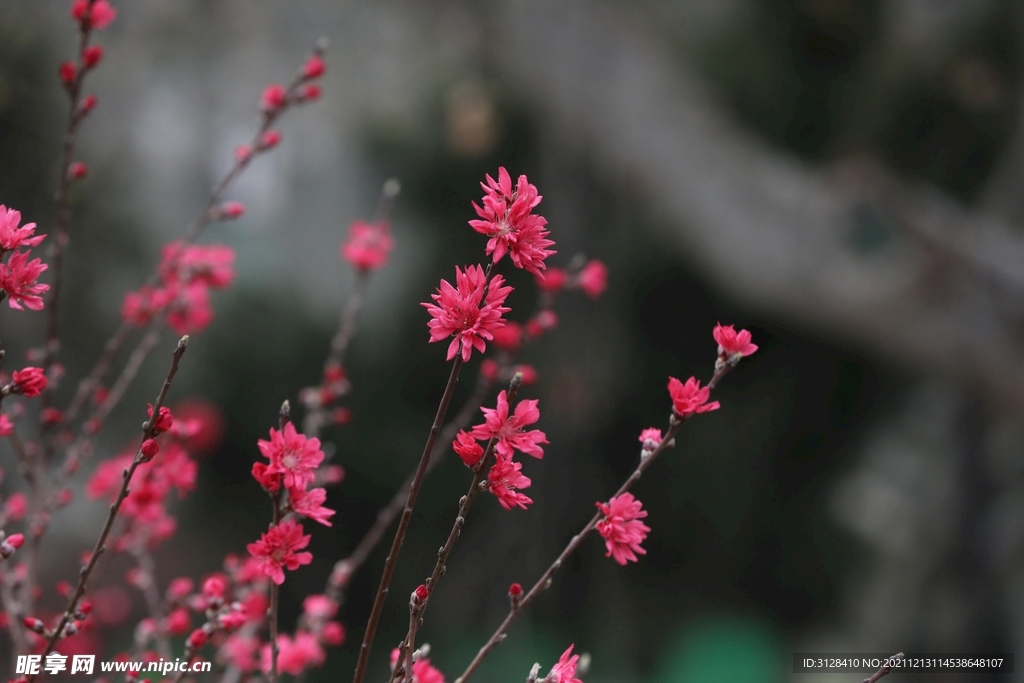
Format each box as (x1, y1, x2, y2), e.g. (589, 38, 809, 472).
(470, 167, 555, 275)
(248, 422, 335, 583)
(452, 389, 548, 510)
(341, 219, 395, 271)
(0, 206, 49, 311)
(85, 406, 198, 549)
(121, 242, 236, 335)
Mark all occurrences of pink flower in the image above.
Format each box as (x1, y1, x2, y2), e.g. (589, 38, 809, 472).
(422, 264, 513, 362)
(160, 242, 235, 289)
(577, 259, 607, 299)
(165, 282, 213, 334)
(340, 220, 394, 271)
(411, 658, 446, 683)
(469, 167, 555, 275)
(289, 486, 335, 526)
(638, 428, 663, 451)
(247, 520, 314, 585)
(390, 648, 446, 683)
(257, 423, 325, 491)
(0, 414, 12, 436)
(452, 430, 484, 468)
(261, 632, 325, 675)
(12, 367, 47, 397)
(121, 285, 173, 326)
(71, 0, 116, 29)
(5, 492, 27, 521)
(536, 267, 566, 292)
(469, 390, 547, 459)
(546, 645, 584, 683)
(302, 594, 338, 620)
(487, 454, 533, 510)
(596, 493, 650, 565)
(667, 376, 719, 418)
(224, 634, 260, 672)
(0, 206, 44, 251)
(1, 250, 49, 310)
(490, 320, 523, 351)
(712, 323, 758, 358)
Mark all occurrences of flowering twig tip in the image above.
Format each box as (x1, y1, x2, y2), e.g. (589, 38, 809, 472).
(383, 178, 401, 199)
(510, 371, 523, 389)
(176, 335, 189, 351)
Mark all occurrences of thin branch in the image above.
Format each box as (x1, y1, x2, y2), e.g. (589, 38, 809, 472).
(863, 653, 904, 683)
(351, 355, 465, 683)
(39, 0, 101, 418)
(391, 375, 522, 683)
(29, 335, 189, 679)
(454, 362, 736, 683)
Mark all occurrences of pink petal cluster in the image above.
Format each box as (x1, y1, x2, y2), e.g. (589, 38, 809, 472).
(121, 242, 236, 334)
(422, 264, 512, 362)
(638, 427, 663, 452)
(1, 250, 49, 311)
(452, 430, 484, 468)
(546, 645, 584, 683)
(260, 632, 324, 675)
(11, 367, 47, 397)
(469, 390, 548, 460)
(0, 206, 45, 251)
(461, 390, 546, 510)
(255, 423, 324, 490)
(596, 493, 650, 566)
(487, 455, 533, 510)
(576, 259, 607, 299)
(246, 519, 313, 586)
(713, 323, 758, 358)
(71, 0, 116, 29)
(390, 648, 446, 683)
(86, 442, 197, 550)
(667, 376, 719, 418)
(469, 167, 555, 275)
(340, 220, 394, 271)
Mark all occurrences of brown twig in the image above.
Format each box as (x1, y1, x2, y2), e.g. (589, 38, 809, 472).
(39, 0, 101, 419)
(454, 361, 736, 683)
(268, 400, 291, 683)
(351, 354, 466, 683)
(29, 335, 189, 679)
(391, 375, 522, 683)
(863, 653, 904, 683)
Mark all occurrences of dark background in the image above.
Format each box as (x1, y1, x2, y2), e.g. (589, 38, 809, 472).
(2, 1, 1023, 681)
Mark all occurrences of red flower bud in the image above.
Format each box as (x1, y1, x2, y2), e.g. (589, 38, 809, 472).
(508, 582, 523, 597)
(300, 84, 322, 102)
(413, 584, 429, 602)
(302, 55, 325, 79)
(41, 407, 62, 425)
(4, 533, 24, 550)
(69, 162, 89, 179)
(186, 627, 207, 649)
(220, 201, 245, 219)
(82, 45, 104, 69)
(259, 130, 281, 150)
(59, 61, 77, 85)
(78, 94, 98, 115)
(22, 617, 44, 633)
(234, 144, 252, 163)
(140, 438, 160, 461)
(261, 84, 287, 112)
